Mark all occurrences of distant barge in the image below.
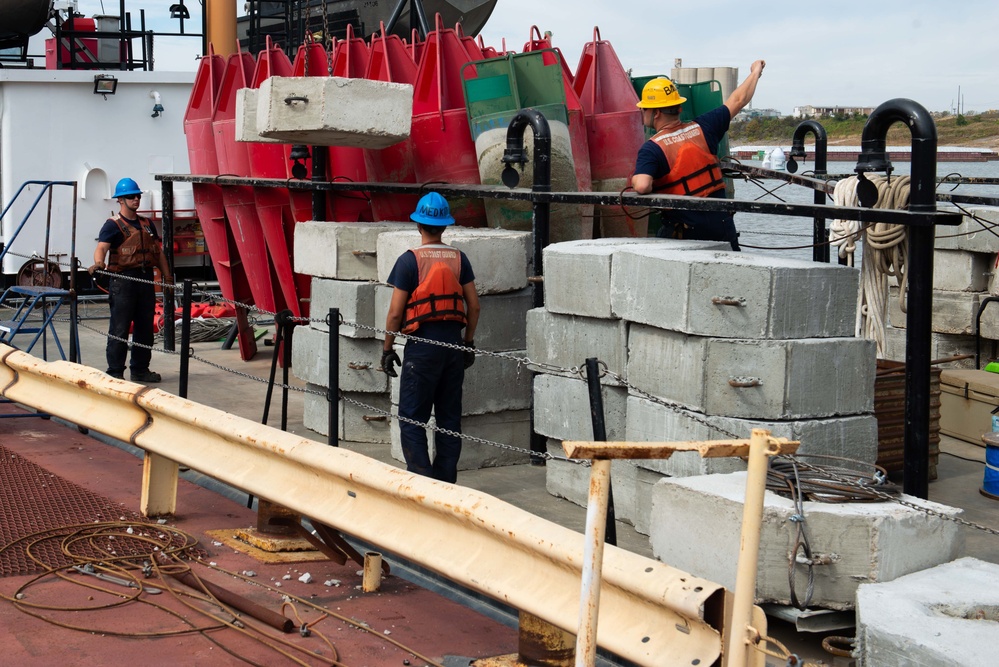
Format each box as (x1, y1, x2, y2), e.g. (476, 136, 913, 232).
(731, 145, 999, 162)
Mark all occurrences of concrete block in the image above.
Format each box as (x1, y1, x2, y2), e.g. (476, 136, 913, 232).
(292, 326, 388, 393)
(973, 300, 999, 344)
(235, 88, 282, 143)
(303, 386, 392, 444)
(388, 347, 529, 416)
(857, 558, 999, 667)
(373, 283, 393, 342)
(309, 278, 376, 337)
(882, 326, 993, 370)
(888, 286, 978, 335)
(376, 228, 531, 295)
(611, 248, 859, 339)
(340, 392, 393, 444)
(625, 395, 879, 477)
(372, 285, 531, 351)
(526, 309, 629, 386)
(390, 410, 531, 470)
(933, 249, 992, 292)
(649, 472, 965, 610)
(544, 440, 663, 533)
(543, 238, 727, 319)
(533, 374, 628, 441)
(303, 382, 335, 438)
(257, 76, 412, 148)
(474, 289, 532, 351)
(462, 349, 532, 415)
(935, 205, 999, 253)
(627, 325, 876, 419)
(295, 222, 411, 281)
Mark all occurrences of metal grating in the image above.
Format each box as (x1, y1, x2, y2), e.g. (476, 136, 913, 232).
(0, 442, 189, 578)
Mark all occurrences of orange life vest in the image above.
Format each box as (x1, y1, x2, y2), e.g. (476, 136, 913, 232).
(108, 214, 162, 272)
(402, 245, 467, 334)
(650, 122, 725, 197)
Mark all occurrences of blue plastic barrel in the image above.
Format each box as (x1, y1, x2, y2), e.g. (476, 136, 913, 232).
(983, 441, 999, 500)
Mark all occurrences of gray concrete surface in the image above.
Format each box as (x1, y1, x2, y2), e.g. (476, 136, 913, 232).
(295, 221, 411, 280)
(649, 471, 966, 610)
(857, 557, 999, 666)
(626, 325, 877, 419)
(935, 206, 999, 253)
(309, 277, 377, 336)
(526, 309, 629, 386)
(376, 229, 531, 294)
(542, 238, 726, 319)
(889, 286, 980, 335)
(610, 248, 859, 339)
(931, 248, 992, 292)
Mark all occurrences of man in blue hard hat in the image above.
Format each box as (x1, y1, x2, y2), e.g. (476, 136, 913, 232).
(90, 177, 173, 383)
(381, 192, 480, 483)
(632, 60, 765, 250)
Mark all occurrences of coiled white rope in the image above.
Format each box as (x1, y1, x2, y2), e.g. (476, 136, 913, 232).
(834, 175, 911, 355)
(830, 178, 861, 264)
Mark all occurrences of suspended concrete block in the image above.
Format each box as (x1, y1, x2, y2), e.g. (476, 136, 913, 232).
(257, 76, 413, 148)
(235, 88, 283, 143)
(649, 471, 964, 610)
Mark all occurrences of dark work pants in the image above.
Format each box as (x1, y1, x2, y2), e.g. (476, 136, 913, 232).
(106, 270, 156, 375)
(397, 339, 465, 483)
(658, 213, 741, 251)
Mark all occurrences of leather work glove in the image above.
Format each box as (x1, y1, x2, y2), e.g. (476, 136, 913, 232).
(87, 262, 105, 275)
(381, 349, 401, 377)
(463, 340, 475, 370)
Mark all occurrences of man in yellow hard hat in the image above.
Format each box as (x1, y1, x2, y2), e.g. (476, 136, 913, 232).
(632, 60, 765, 250)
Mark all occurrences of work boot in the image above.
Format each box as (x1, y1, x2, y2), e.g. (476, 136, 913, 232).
(130, 369, 162, 383)
(106, 369, 124, 379)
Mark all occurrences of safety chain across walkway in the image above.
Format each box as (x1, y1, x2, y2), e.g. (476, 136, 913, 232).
(17, 250, 999, 538)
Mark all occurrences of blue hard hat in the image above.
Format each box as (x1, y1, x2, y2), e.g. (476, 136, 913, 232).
(113, 177, 142, 198)
(410, 192, 455, 226)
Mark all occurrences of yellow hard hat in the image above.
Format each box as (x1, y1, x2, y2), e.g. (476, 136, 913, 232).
(636, 77, 687, 109)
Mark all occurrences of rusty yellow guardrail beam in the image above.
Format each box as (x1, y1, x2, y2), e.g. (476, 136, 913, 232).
(0, 345, 726, 666)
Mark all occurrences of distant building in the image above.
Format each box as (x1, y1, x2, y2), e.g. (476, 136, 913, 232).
(793, 105, 875, 119)
(736, 107, 782, 120)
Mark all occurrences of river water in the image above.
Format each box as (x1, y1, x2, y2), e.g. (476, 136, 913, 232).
(733, 159, 999, 262)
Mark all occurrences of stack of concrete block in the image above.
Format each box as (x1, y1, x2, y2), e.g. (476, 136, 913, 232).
(649, 471, 964, 610)
(884, 205, 999, 369)
(293, 221, 410, 444)
(531, 240, 878, 535)
(375, 228, 537, 472)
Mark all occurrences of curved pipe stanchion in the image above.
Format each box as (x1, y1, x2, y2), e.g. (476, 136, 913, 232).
(854, 98, 938, 499)
(789, 120, 829, 262)
(502, 109, 552, 465)
(501, 108, 552, 309)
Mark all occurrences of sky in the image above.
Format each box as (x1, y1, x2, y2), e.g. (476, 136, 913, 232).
(71, 0, 999, 116)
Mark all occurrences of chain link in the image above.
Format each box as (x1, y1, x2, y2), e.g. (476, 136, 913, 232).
(339, 393, 587, 466)
(780, 454, 999, 537)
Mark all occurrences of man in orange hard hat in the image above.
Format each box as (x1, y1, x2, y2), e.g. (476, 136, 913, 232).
(381, 192, 480, 483)
(632, 60, 765, 250)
